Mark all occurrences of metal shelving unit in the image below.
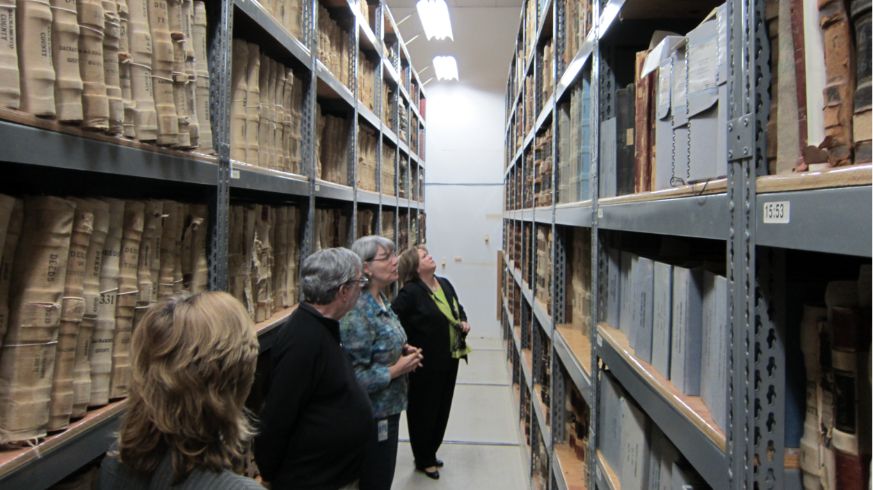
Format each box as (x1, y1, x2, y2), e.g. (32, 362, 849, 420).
(501, 0, 872, 488)
(0, 0, 426, 485)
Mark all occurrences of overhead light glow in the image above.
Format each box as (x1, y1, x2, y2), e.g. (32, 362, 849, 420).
(433, 56, 459, 81)
(416, 0, 454, 41)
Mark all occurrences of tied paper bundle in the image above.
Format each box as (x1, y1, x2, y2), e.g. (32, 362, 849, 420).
(51, 0, 84, 122)
(18, 0, 56, 116)
(70, 198, 109, 418)
(229, 204, 255, 318)
(157, 200, 184, 300)
(117, 0, 132, 137)
(252, 205, 272, 322)
(0, 196, 22, 345)
(126, 0, 158, 141)
(0, 196, 75, 443)
(180, 204, 207, 294)
(88, 199, 123, 407)
(166, 0, 191, 148)
(46, 203, 93, 431)
(101, 0, 123, 134)
(148, 0, 179, 146)
(77, 0, 110, 130)
(229, 38, 248, 162)
(192, 0, 211, 151)
(108, 201, 143, 400)
(0, 0, 19, 109)
(244, 43, 260, 165)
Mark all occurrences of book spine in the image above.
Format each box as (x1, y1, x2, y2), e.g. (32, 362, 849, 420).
(633, 51, 654, 193)
(851, 0, 872, 162)
(671, 266, 703, 395)
(620, 397, 650, 489)
(633, 256, 654, 363)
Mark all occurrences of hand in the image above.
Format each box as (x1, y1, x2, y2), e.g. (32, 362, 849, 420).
(390, 350, 424, 378)
(460, 321, 471, 334)
(403, 343, 422, 356)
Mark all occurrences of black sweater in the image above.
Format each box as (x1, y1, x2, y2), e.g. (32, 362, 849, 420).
(391, 277, 467, 372)
(254, 303, 374, 489)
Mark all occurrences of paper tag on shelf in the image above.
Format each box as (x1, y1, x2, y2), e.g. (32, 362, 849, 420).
(596, 335, 603, 347)
(230, 169, 240, 179)
(597, 208, 603, 219)
(315, 184, 321, 192)
(762, 201, 790, 224)
(596, 465, 603, 482)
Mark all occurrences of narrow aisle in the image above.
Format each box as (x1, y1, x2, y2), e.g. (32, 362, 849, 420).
(392, 337, 530, 490)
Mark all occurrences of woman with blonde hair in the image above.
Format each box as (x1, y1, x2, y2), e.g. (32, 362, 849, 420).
(99, 292, 262, 489)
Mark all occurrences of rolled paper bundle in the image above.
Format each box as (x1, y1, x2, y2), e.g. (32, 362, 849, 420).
(0, 1, 20, 109)
(125, 0, 156, 141)
(88, 198, 123, 407)
(70, 198, 108, 418)
(108, 200, 142, 399)
(101, 0, 123, 134)
(0, 196, 23, 344)
(77, 0, 109, 130)
(47, 203, 93, 431)
(192, 0, 210, 151)
(18, 0, 57, 116)
(244, 43, 260, 165)
(230, 38, 247, 162)
(0, 196, 75, 442)
(51, 0, 84, 122)
(157, 200, 180, 300)
(148, 0, 178, 146)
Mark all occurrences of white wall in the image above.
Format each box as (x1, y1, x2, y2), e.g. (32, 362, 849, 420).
(391, 5, 520, 338)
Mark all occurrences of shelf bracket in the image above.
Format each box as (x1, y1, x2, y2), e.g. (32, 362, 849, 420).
(727, 114, 755, 163)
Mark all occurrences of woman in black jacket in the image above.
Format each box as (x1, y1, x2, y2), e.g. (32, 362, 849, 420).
(392, 246, 472, 480)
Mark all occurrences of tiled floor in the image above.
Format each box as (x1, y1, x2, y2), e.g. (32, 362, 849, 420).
(392, 337, 530, 490)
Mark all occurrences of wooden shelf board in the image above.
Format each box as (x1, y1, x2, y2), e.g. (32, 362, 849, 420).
(596, 450, 621, 490)
(599, 179, 727, 206)
(255, 305, 297, 336)
(597, 323, 726, 451)
(554, 443, 588, 490)
(0, 399, 128, 478)
(556, 324, 592, 378)
(756, 163, 872, 193)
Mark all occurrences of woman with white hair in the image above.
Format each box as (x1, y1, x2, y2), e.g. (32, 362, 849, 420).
(340, 236, 423, 490)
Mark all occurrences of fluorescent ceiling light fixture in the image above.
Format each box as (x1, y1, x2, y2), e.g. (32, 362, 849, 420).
(433, 56, 459, 81)
(416, 0, 454, 40)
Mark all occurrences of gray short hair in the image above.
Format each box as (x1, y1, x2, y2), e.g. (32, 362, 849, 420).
(351, 235, 395, 262)
(301, 248, 362, 305)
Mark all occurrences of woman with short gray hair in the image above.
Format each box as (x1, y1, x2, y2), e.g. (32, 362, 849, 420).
(340, 236, 423, 490)
(255, 248, 373, 490)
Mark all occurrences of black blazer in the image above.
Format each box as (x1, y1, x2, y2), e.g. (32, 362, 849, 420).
(392, 276, 467, 372)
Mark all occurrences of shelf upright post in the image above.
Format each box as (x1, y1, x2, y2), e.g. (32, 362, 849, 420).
(374, 1, 384, 240)
(726, 0, 773, 487)
(302, 0, 320, 267)
(205, 0, 234, 291)
(587, 1, 601, 489)
(349, 9, 360, 245)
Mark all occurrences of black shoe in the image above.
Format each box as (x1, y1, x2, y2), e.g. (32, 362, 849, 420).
(417, 467, 440, 480)
(435, 459, 444, 468)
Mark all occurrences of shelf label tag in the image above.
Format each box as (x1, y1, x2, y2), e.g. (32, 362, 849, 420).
(596, 335, 603, 347)
(597, 208, 603, 219)
(763, 201, 790, 224)
(315, 184, 321, 192)
(230, 169, 240, 179)
(596, 465, 603, 482)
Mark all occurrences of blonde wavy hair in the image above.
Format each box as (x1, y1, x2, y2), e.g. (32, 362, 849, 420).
(116, 291, 259, 482)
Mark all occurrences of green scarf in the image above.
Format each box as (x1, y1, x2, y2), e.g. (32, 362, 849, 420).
(430, 284, 472, 360)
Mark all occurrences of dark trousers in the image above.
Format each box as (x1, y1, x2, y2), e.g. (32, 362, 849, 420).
(359, 413, 400, 490)
(406, 359, 459, 468)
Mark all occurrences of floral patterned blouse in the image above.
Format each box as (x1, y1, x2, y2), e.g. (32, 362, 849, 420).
(340, 291, 408, 419)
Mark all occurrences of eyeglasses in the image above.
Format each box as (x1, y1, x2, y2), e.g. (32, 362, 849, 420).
(348, 276, 369, 288)
(369, 252, 397, 262)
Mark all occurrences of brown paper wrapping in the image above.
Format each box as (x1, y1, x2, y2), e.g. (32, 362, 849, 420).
(179, 203, 206, 293)
(108, 200, 142, 399)
(819, 0, 855, 165)
(0, 1, 20, 108)
(181, 0, 197, 147)
(166, 0, 189, 148)
(47, 203, 93, 431)
(125, 0, 155, 141)
(51, 0, 84, 121)
(258, 54, 273, 169)
(77, 0, 108, 129)
(192, 0, 210, 151)
(117, 0, 133, 137)
(101, 0, 123, 134)
(157, 200, 181, 300)
(244, 42, 260, 165)
(88, 198, 122, 407)
(70, 198, 107, 418)
(230, 38, 247, 162)
(148, 0, 178, 146)
(0, 196, 75, 442)
(253, 205, 272, 322)
(229, 204, 255, 317)
(0, 196, 22, 344)
(288, 68, 303, 174)
(18, 0, 56, 116)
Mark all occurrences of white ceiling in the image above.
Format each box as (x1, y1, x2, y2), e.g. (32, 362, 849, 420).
(386, 0, 522, 93)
